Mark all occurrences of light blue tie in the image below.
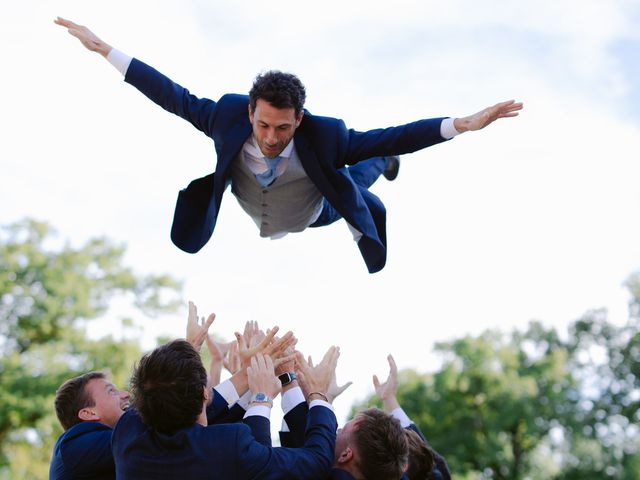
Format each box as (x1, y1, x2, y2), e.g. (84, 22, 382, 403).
(255, 156, 283, 187)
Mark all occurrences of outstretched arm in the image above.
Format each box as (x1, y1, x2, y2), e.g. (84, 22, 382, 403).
(54, 17, 112, 57)
(453, 99, 523, 133)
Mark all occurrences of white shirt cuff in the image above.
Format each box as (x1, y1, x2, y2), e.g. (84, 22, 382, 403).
(214, 379, 240, 407)
(440, 117, 461, 139)
(244, 404, 272, 419)
(280, 419, 290, 432)
(106, 48, 133, 76)
(281, 387, 305, 415)
(391, 406, 412, 428)
(237, 390, 252, 411)
(309, 399, 334, 412)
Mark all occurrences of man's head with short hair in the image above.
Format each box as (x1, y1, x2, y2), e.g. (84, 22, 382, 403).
(334, 408, 408, 480)
(55, 371, 129, 430)
(404, 428, 435, 479)
(248, 71, 306, 159)
(130, 339, 208, 435)
(249, 70, 306, 117)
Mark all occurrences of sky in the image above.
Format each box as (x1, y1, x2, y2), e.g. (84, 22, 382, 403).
(2, 0, 640, 427)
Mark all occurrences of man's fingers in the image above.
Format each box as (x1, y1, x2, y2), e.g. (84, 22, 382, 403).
(338, 381, 353, 395)
(274, 353, 296, 369)
(387, 354, 398, 375)
(373, 374, 381, 390)
(204, 313, 216, 330)
(54, 17, 77, 28)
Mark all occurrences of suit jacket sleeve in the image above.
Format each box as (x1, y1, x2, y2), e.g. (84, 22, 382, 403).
(343, 119, 449, 166)
(124, 58, 219, 138)
(278, 401, 309, 448)
(240, 405, 337, 479)
(243, 415, 272, 447)
(206, 387, 230, 425)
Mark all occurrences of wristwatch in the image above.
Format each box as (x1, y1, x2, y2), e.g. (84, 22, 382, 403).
(278, 372, 297, 387)
(249, 392, 273, 407)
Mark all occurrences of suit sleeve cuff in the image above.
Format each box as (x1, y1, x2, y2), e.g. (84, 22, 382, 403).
(309, 399, 334, 412)
(106, 48, 133, 76)
(281, 386, 305, 414)
(214, 379, 240, 406)
(244, 404, 272, 420)
(440, 117, 461, 139)
(391, 406, 412, 428)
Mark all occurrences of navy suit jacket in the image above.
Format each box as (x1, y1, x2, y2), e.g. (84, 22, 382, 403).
(112, 406, 337, 479)
(49, 421, 114, 480)
(279, 403, 451, 480)
(124, 59, 449, 273)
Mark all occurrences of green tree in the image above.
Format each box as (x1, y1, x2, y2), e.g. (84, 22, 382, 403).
(0, 219, 182, 479)
(351, 288, 640, 479)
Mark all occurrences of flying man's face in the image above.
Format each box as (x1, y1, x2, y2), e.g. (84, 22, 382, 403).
(248, 99, 303, 159)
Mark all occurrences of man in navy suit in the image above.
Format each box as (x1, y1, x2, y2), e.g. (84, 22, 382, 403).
(55, 17, 522, 273)
(111, 338, 340, 479)
(372, 354, 451, 479)
(49, 372, 130, 480)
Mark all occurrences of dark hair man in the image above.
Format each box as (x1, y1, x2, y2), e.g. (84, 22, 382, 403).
(49, 372, 130, 480)
(332, 408, 409, 480)
(111, 338, 341, 479)
(373, 355, 451, 480)
(55, 17, 522, 274)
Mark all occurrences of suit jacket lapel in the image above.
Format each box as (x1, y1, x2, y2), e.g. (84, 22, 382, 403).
(217, 120, 252, 177)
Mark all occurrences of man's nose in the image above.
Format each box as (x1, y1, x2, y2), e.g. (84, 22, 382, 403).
(265, 129, 278, 144)
(121, 390, 131, 400)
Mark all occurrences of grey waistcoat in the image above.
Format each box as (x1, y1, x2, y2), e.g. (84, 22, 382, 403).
(230, 151, 324, 238)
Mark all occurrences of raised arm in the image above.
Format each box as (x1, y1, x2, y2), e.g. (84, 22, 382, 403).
(55, 16, 220, 136)
(54, 17, 112, 57)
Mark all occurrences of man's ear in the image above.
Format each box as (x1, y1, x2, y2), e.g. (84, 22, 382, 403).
(336, 447, 354, 465)
(248, 104, 254, 124)
(295, 110, 304, 127)
(78, 407, 99, 422)
(203, 385, 211, 403)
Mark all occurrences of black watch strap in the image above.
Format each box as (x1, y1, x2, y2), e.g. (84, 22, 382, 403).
(278, 372, 297, 386)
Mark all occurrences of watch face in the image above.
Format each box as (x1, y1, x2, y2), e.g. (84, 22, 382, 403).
(255, 392, 268, 402)
(279, 372, 296, 385)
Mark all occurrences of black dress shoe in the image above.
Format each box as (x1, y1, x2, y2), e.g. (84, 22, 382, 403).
(383, 156, 400, 181)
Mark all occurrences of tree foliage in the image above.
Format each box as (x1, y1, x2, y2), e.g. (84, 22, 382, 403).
(0, 219, 182, 478)
(352, 284, 640, 479)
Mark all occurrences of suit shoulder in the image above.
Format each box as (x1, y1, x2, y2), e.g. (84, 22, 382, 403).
(218, 93, 250, 107)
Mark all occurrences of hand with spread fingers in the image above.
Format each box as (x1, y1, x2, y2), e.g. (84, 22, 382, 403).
(373, 354, 400, 412)
(295, 346, 341, 404)
(186, 301, 216, 352)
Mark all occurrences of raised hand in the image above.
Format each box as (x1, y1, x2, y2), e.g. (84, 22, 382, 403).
(295, 346, 341, 403)
(247, 353, 281, 401)
(372, 354, 400, 412)
(454, 99, 523, 132)
(185, 301, 216, 352)
(54, 17, 112, 57)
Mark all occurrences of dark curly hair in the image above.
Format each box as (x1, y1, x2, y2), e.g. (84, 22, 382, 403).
(130, 340, 207, 435)
(249, 70, 306, 116)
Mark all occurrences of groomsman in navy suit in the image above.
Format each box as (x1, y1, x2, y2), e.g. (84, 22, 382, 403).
(55, 17, 523, 273)
(49, 372, 129, 480)
(111, 339, 341, 479)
